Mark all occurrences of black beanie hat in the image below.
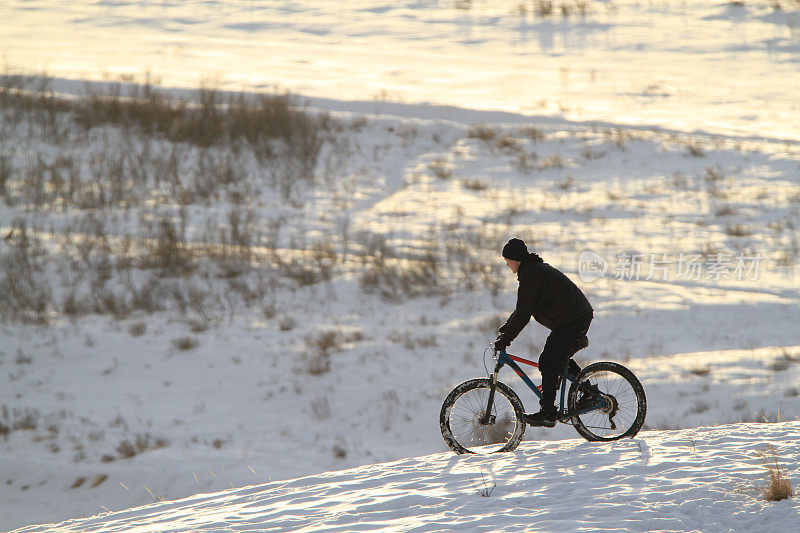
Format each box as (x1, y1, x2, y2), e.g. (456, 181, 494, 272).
(502, 238, 528, 261)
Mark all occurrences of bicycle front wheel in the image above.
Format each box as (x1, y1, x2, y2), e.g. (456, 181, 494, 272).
(440, 378, 526, 454)
(568, 361, 647, 442)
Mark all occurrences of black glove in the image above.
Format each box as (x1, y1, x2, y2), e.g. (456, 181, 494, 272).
(494, 336, 509, 352)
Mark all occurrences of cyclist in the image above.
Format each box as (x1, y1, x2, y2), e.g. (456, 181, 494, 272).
(494, 238, 594, 427)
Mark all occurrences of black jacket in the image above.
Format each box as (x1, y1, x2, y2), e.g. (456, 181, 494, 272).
(498, 253, 593, 346)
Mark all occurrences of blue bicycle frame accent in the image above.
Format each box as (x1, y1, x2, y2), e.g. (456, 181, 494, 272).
(495, 350, 579, 414)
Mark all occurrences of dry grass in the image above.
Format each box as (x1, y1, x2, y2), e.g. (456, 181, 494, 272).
(0, 219, 53, 323)
(462, 178, 488, 191)
(172, 336, 200, 351)
(715, 205, 737, 217)
(0, 197, 280, 325)
(688, 366, 711, 377)
(310, 395, 332, 421)
(309, 330, 342, 355)
(141, 214, 194, 276)
(278, 315, 297, 331)
(467, 124, 498, 141)
(756, 445, 794, 501)
(1, 70, 335, 210)
(725, 223, 752, 237)
(520, 125, 545, 141)
(429, 159, 453, 180)
(357, 228, 506, 300)
(114, 433, 170, 460)
(0, 70, 347, 325)
(359, 253, 442, 302)
(128, 322, 147, 337)
(496, 135, 521, 152)
(0, 70, 531, 327)
(534, 0, 554, 17)
(686, 140, 706, 157)
(304, 329, 345, 375)
(540, 154, 566, 170)
(76, 79, 331, 156)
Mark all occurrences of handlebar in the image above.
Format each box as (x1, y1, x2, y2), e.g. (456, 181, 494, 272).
(485, 344, 508, 375)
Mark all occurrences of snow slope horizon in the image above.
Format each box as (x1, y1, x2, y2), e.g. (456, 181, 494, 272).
(2, 0, 800, 140)
(13, 422, 800, 533)
(27, 73, 800, 148)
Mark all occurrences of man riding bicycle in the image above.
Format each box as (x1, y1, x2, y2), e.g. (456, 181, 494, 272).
(494, 238, 594, 427)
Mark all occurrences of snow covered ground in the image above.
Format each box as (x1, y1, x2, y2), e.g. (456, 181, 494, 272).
(1, 0, 800, 530)
(1, 90, 798, 530)
(12, 422, 800, 532)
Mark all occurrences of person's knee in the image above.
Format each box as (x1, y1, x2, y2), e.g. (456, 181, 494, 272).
(540, 343, 571, 373)
(538, 355, 563, 376)
(566, 359, 581, 376)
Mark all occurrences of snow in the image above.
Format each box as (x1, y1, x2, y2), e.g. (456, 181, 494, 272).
(1, 102, 798, 526)
(2, 101, 799, 529)
(1, 1, 800, 139)
(1, 0, 799, 530)
(12, 422, 800, 532)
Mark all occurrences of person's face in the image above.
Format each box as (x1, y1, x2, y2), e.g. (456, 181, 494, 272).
(505, 258, 521, 273)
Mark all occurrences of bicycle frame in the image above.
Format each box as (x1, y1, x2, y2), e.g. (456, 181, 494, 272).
(480, 350, 581, 424)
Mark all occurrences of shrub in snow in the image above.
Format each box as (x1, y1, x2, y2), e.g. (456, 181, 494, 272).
(757, 445, 794, 502)
(0, 220, 53, 323)
(172, 336, 200, 351)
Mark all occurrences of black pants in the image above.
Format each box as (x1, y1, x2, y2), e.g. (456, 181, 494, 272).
(538, 311, 593, 411)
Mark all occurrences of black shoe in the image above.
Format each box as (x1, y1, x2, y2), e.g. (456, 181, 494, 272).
(523, 409, 557, 427)
(575, 382, 601, 412)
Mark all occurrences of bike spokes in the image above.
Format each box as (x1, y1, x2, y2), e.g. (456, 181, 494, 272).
(440, 379, 526, 454)
(568, 362, 647, 441)
(450, 388, 515, 450)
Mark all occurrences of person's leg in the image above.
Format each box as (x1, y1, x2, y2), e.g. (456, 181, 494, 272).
(565, 314, 593, 377)
(538, 327, 576, 411)
(524, 328, 572, 427)
(565, 359, 582, 378)
(538, 314, 594, 410)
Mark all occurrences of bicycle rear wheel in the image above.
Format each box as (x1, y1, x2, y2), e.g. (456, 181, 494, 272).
(440, 378, 526, 454)
(568, 362, 646, 442)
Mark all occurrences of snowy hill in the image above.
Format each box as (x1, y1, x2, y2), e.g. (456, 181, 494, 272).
(2, 86, 800, 529)
(2, 1, 800, 529)
(1, 84, 799, 529)
(13, 422, 800, 533)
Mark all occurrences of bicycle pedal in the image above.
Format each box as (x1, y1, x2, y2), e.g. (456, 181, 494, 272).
(526, 418, 556, 428)
(523, 412, 557, 427)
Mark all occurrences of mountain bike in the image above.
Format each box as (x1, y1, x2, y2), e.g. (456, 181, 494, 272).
(439, 347, 647, 454)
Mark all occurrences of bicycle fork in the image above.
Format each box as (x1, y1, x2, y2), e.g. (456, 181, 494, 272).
(479, 361, 503, 425)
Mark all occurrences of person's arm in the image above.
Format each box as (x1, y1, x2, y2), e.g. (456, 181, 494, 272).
(496, 281, 537, 349)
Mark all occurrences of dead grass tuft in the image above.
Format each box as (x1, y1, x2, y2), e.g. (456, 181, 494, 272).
(688, 366, 711, 377)
(534, 0, 554, 17)
(463, 178, 488, 191)
(115, 433, 170, 460)
(756, 445, 794, 501)
(304, 329, 344, 375)
(172, 336, 200, 351)
(467, 124, 498, 141)
(686, 140, 706, 157)
(520, 125, 545, 140)
(725, 223, 752, 237)
(496, 135, 521, 152)
(128, 322, 147, 337)
(0, 219, 53, 323)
